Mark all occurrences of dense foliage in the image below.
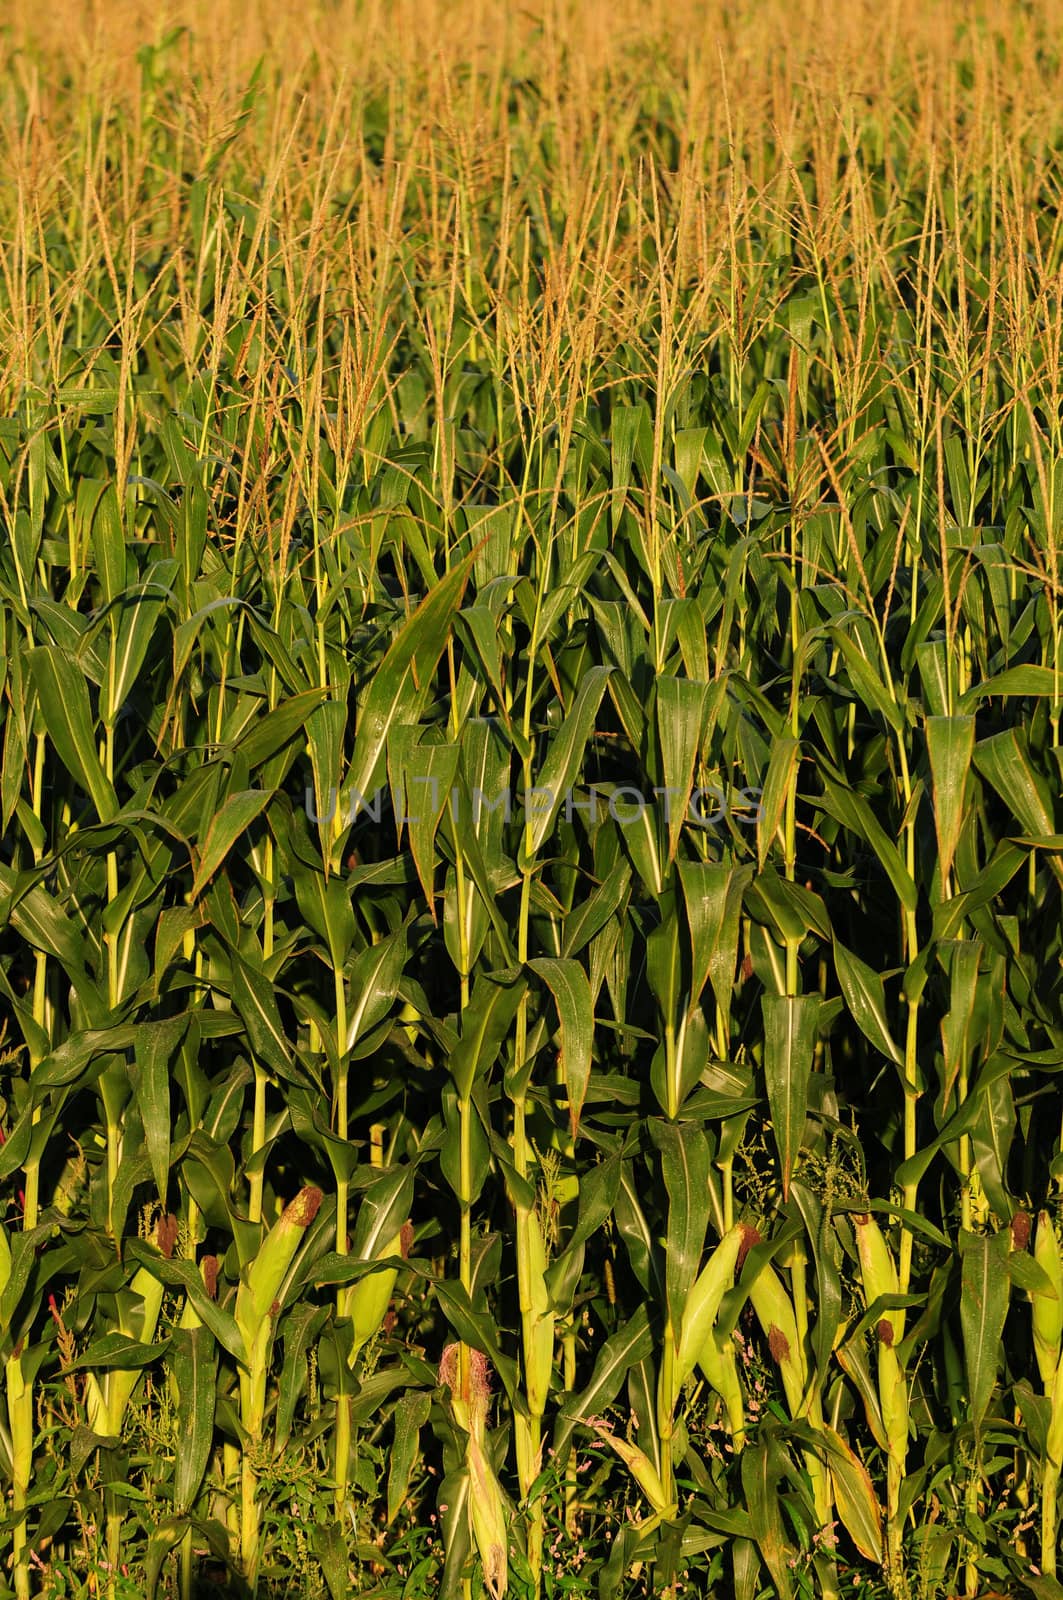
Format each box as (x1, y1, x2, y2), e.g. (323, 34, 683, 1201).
(3, 1, 1063, 1596)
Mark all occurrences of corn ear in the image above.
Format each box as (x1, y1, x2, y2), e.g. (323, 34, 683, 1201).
(349, 1228, 402, 1356)
(747, 1259, 807, 1417)
(697, 1325, 747, 1450)
(588, 1421, 676, 1517)
(85, 1262, 170, 1436)
(1034, 1211, 1063, 1388)
(853, 1213, 905, 1346)
(522, 1209, 555, 1416)
(467, 1431, 509, 1600)
(676, 1222, 745, 1388)
(239, 1186, 323, 1343)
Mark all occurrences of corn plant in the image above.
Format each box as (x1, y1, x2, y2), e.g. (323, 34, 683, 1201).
(3, 1, 1063, 1597)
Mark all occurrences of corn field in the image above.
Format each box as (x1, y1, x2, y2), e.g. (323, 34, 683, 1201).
(4, 0, 1063, 1596)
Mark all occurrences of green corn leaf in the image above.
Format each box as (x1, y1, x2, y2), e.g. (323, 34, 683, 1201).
(741, 1439, 794, 1600)
(650, 1118, 712, 1334)
(448, 970, 526, 1099)
(656, 675, 708, 861)
(959, 1228, 1011, 1435)
(819, 773, 918, 913)
(387, 1388, 433, 1524)
(26, 645, 118, 822)
(227, 945, 293, 1079)
(169, 1327, 218, 1512)
(99, 577, 172, 727)
(554, 1303, 654, 1461)
(235, 687, 330, 771)
(125, 1247, 246, 1365)
(312, 1524, 349, 1600)
(821, 1424, 883, 1564)
(529, 957, 593, 1136)
(959, 663, 1063, 707)
(524, 665, 613, 858)
(345, 927, 408, 1054)
(678, 859, 752, 1015)
(276, 1305, 329, 1453)
(756, 736, 800, 869)
(191, 788, 273, 899)
(395, 736, 460, 912)
(762, 994, 819, 1200)
(973, 727, 1057, 840)
(828, 626, 905, 733)
(347, 554, 474, 805)
(833, 938, 903, 1068)
(350, 1166, 414, 1262)
(926, 715, 976, 887)
(133, 1017, 186, 1203)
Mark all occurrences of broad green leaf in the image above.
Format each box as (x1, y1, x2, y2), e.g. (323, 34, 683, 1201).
(959, 1228, 1010, 1435)
(762, 994, 819, 1199)
(833, 938, 903, 1068)
(350, 1166, 414, 1261)
(448, 970, 526, 1099)
(679, 860, 752, 1016)
(528, 957, 593, 1136)
(821, 1425, 883, 1564)
(99, 577, 172, 726)
(960, 663, 1063, 707)
(829, 627, 904, 733)
(553, 1303, 653, 1460)
(656, 675, 708, 861)
(395, 737, 460, 913)
(524, 665, 613, 858)
(757, 735, 799, 869)
(27, 645, 117, 822)
(228, 946, 293, 1078)
(973, 727, 1057, 840)
(938, 939, 983, 1115)
(133, 1017, 187, 1202)
(345, 927, 408, 1054)
(191, 788, 272, 899)
(236, 687, 330, 771)
(347, 555, 474, 804)
(650, 1118, 712, 1333)
(387, 1389, 432, 1524)
(169, 1327, 217, 1512)
(819, 773, 917, 913)
(926, 716, 975, 887)
(276, 1305, 329, 1452)
(312, 1524, 349, 1600)
(741, 1439, 794, 1600)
